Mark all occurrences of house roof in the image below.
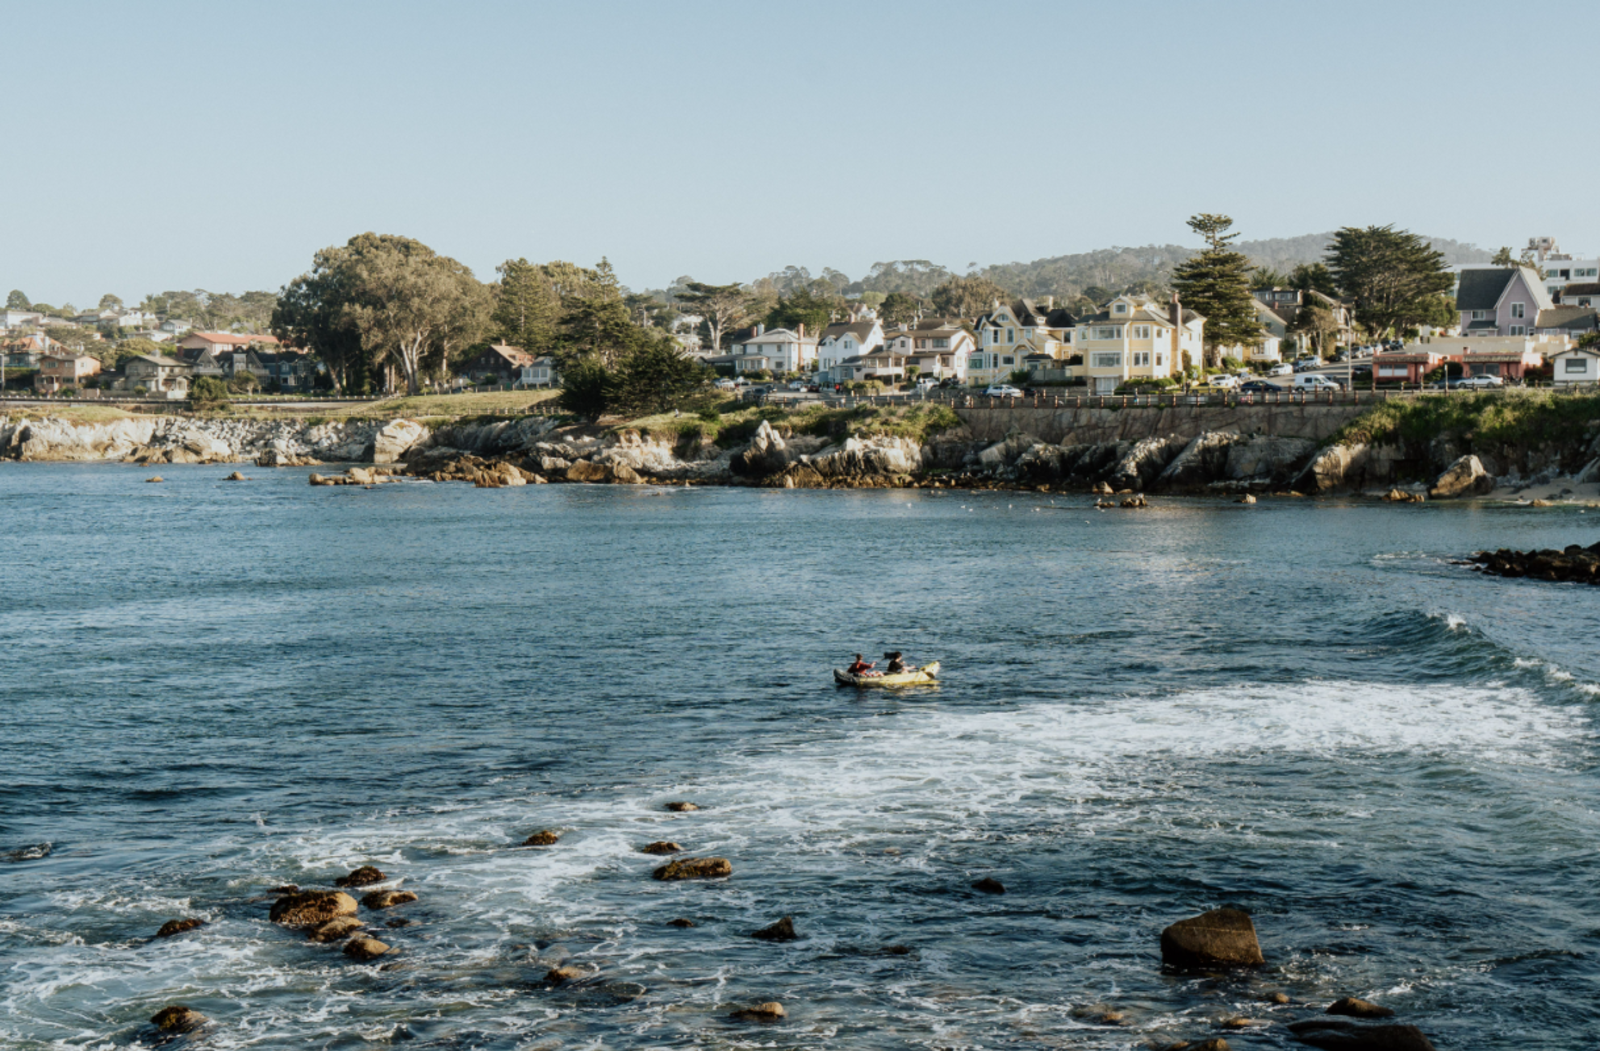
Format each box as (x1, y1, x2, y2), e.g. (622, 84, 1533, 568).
(1536, 307, 1599, 331)
(129, 353, 190, 368)
(1455, 267, 1553, 312)
(40, 352, 99, 363)
(737, 328, 816, 346)
(1460, 349, 1543, 363)
(1078, 300, 1203, 327)
(184, 331, 280, 346)
(1552, 345, 1600, 358)
(482, 343, 536, 367)
(819, 321, 878, 343)
(1463, 319, 1498, 331)
(1559, 282, 1600, 300)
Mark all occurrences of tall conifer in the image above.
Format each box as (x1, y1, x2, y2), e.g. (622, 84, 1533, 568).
(1171, 214, 1264, 367)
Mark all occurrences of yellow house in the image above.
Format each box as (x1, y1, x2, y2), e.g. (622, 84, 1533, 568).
(968, 298, 1076, 386)
(1075, 295, 1205, 394)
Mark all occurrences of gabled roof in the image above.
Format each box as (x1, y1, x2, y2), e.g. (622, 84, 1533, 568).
(1551, 344, 1600, 358)
(183, 331, 280, 346)
(1559, 282, 1600, 300)
(1456, 267, 1552, 312)
(819, 321, 879, 343)
(737, 327, 816, 346)
(482, 343, 535, 367)
(128, 353, 190, 368)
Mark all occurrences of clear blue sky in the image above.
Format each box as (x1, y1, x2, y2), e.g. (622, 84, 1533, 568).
(9, 0, 1596, 307)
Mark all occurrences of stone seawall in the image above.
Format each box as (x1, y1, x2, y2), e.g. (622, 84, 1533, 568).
(952, 402, 1369, 446)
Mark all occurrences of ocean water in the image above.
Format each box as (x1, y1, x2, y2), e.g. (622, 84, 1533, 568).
(1, 464, 1597, 1050)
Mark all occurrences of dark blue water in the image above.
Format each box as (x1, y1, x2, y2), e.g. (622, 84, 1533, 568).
(2, 464, 1597, 1049)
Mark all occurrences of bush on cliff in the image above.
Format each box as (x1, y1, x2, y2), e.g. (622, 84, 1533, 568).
(189, 376, 230, 410)
(1332, 390, 1600, 449)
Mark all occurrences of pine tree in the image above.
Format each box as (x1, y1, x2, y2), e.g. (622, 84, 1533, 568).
(1325, 226, 1453, 337)
(1170, 214, 1263, 367)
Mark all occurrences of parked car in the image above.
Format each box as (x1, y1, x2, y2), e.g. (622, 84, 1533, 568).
(1293, 373, 1343, 391)
(1268, 363, 1294, 376)
(1293, 359, 1322, 372)
(984, 384, 1024, 397)
(1209, 374, 1240, 389)
(715, 378, 736, 390)
(1453, 375, 1504, 389)
(1238, 380, 1279, 393)
(787, 380, 807, 390)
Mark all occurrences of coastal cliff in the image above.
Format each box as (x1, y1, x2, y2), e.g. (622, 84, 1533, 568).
(8, 391, 1600, 500)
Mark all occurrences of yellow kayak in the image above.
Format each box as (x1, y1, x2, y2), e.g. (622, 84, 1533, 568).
(834, 661, 940, 687)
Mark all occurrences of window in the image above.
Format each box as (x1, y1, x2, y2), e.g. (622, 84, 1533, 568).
(1133, 351, 1150, 366)
(1001, 356, 1014, 365)
(1006, 329, 1014, 343)
(971, 356, 984, 369)
(1092, 326, 1124, 340)
(1113, 303, 1127, 314)
(1565, 358, 1588, 373)
(1155, 354, 1165, 366)
(1471, 310, 1486, 320)
(933, 338, 949, 348)
(1511, 303, 1525, 318)
(1091, 352, 1123, 368)
(1510, 325, 1525, 336)
(1133, 325, 1151, 340)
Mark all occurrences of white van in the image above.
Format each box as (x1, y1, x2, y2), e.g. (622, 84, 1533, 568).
(1293, 373, 1342, 391)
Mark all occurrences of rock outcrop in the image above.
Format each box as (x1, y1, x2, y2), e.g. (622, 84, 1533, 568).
(751, 916, 798, 941)
(1285, 1019, 1436, 1050)
(1471, 543, 1600, 583)
(307, 916, 366, 943)
(270, 890, 358, 927)
(1327, 998, 1396, 1019)
(1159, 908, 1264, 967)
(334, 866, 387, 888)
(150, 1006, 206, 1032)
(640, 841, 682, 855)
(361, 890, 417, 910)
(1428, 454, 1493, 498)
(729, 1001, 786, 1022)
(522, 830, 560, 846)
(155, 918, 204, 938)
(651, 857, 731, 880)
(971, 877, 1005, 895)
(343, 936, 390, 961)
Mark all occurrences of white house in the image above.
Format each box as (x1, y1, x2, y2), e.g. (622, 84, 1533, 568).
(0, 309, 45, 330)
(1550, 345, 1600, 385)
(517, 356, 560, 387)
(816, 320, 883, 381)
(729, 325, 818, 374)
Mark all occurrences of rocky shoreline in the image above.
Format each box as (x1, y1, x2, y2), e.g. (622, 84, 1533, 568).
(133, 807, 1439, 1051)
(1469, 543, 1600, 583)
(7, 410, 1600, 502)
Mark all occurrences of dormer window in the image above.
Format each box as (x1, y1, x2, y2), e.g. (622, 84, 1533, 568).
(1114, 303, 1127, 314)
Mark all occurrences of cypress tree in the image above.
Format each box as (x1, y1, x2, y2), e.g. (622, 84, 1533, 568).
(1171, 214, 1264, 368)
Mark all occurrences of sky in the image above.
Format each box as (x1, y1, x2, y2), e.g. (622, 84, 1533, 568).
(8, 0, 1598, 308)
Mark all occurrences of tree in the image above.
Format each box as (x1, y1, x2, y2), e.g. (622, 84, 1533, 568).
(1324, 225, 1454, 337)
(930, 275, 1011, 317)
(98, 293, 123, 312)
(672, 281, 750, 355)
(1287, 295, 1339, 358)
(189, 376, 230, 409)
(273, 260, 371, 393)
(1492, 246, 1516, 268)
(1171, 213, 1264, 367)
(610, 336, 712, 415)
(226, 369, 260, 393)
(766, 286, 837, 334)
(880, 291, 925, 325)
(1250, 266, 1292, 289)
(6, 290, 29, 310)
(556, 356, 614, 418)
(1290, 263, 1339, 297)
(108, 337, 167, 370)
(556, 288, 641, 368)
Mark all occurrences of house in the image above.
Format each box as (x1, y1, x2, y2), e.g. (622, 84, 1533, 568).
(1454, 267, 1555, 337)
(1, 333, 58, 368)
(1556, 282, 1600, 307)
(159, 318, 193, 335)
(729, 325, 818, 374)
(460, 343, 535, 384)
(1372, 349, 1452, 385)
(0, 309, 45, 330)
(816, 320, 883, 381)
(1456, 344, 1545, 381)
(518, 356, 560, 387)
(116, 310, 156, 330)
(36, 352, 102, 392)
(968, 298, 1076, 385)
(1535, 306, 1600, 341)
(1250, 288, 1357, 349)
(880, 323, 974, 382)
(1550, 345, 1600, 385)
(1074, 294, 1205, 395)
(121, 354, 192, 397)
(255, 351, 315, 391)
(176, 331, 281, 357)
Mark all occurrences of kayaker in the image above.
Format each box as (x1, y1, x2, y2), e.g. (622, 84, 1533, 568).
(847, 654, 878, 677)
(885, 652, 909, 674)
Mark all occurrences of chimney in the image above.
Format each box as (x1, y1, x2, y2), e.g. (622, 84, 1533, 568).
(797, 322, 805, 338)
(1044, 295, 1054, 310)
(756, 323, 765, 336)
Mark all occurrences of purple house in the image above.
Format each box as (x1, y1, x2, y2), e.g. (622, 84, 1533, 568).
(1455, 266, 1554, 337)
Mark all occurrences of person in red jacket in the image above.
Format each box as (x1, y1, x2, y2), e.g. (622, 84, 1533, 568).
(847, 654, 879, 677)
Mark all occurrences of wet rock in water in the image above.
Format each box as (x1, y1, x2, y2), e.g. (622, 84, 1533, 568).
(546, 964, 589, 983)
(225, 470, 247, 481)
(270, 890, 358, 927)
(1120, 493, 1150, 508)
(343, 936, 391, 961)
(334, 865, 387, 888)
(1327, 997, 1395, 1019)
(1221, 1016, 1257, 1029)
(1428, 453, 1493, 498)
(307, 916, 366, 943)
(362, 890, 417, 910)
(879, 943, 913, 955)
(1238, 494, 1256, 504)
(1092, 480, 1113, 494)
(266, 884, 299, 895)
(156, 918, 204, 938)
(1268, 991, 1292, 1004)
(664, 801, 699, 812)
(145, 476, 163, 483)
(640, 841, 682, 855)
(1531, 498, 1555, 507)
(1382, 487, 1425, 503)
(522, 830, 560, 846)
(1286, 1019, 1436, 1050)
(972, 877, 1005, 894)
(1471, 543, 1600, 584)
(652, 856, 731, 880)
(751, 916, 798, 941)
(667, 917, 696, 928)
(385, 917, 411, 928)
(150, 1005, 205, 1032)
(1071, 1004, 1126, 1025)
(729, 1001, 786, 1022)
(1159, 907, 1264, 967)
